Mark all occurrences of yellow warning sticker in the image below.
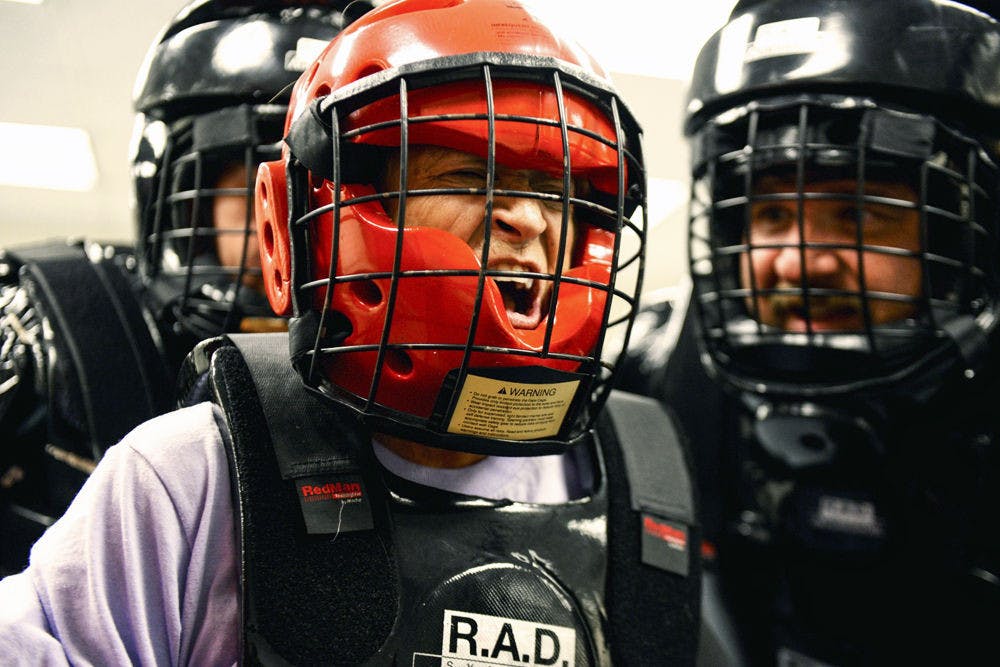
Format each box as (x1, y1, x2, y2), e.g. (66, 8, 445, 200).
(446, 374, 580, 440)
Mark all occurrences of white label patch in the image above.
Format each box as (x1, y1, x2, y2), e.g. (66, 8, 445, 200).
(778, 645, 836, 667)
(284, 36, 330, 72)
(446, 375, 579, 440)
(715, 13, 755, 94)
(439, 609, 576, 666)
(812, 495, 884, 537)
(746, 17, 822, 61)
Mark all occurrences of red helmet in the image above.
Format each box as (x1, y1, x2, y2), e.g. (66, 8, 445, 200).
(255, 0, 647, 454)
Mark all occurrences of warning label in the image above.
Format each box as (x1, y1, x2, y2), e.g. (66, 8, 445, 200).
(491, 21, 546, 41)
(447, 374, 580, 440)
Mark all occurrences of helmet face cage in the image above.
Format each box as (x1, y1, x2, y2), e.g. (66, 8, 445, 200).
(139, 103, 285, 339)
(280, 56, 646, 453)
(688, 95, 1000, 396)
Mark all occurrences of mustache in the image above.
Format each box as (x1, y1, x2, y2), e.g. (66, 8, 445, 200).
(765, 292, 863, 322)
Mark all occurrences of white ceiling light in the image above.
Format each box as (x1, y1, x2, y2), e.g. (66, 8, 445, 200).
(3, 0, 44, 5)
(0, 122, 98, 192)
(522, 0, 737, 81)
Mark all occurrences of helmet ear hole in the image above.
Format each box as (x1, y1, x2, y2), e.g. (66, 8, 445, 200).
(384, 349, 414, 377)
(351, 279, 383, 306)
(255, 161, 293, 316)
(356, 64, 384, 80)
(261, 215, 275, 256)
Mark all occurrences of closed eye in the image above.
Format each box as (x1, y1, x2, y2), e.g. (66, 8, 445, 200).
(440, 169, 487, 187)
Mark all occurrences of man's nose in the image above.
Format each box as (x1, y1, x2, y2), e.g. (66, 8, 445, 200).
(490, 193, 548, 245)
(769, 208, 842, 281)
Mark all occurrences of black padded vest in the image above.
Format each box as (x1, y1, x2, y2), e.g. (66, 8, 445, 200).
(206, 333, 701, 666)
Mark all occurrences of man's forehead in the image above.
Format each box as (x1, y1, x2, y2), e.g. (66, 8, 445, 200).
(753, 169, 918, 199)
(404, 145, 574, 182)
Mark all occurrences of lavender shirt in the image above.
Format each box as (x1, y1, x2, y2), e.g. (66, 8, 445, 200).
(0, 402, 580, 664)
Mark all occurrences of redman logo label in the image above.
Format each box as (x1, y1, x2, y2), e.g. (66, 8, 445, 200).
(293, 473, 373, 535)
(299, 481, 362, 501)
(436, 610, 576, 667)
(640, 513, 690, 576)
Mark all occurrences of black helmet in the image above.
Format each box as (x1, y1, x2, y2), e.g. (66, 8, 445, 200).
(130, 0, 369, 362)
(685, 0, 1000, 398)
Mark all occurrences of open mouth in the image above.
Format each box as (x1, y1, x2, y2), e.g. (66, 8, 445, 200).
(494, 265, 545, 329)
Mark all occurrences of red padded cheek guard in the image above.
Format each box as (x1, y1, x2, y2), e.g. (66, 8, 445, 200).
(302, 184, 613, 419)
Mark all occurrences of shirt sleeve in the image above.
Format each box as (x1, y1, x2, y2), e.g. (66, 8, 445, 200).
(0, 402, 239, 666)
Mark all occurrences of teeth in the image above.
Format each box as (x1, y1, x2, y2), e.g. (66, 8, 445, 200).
(493, 264, 535, 290)
(499, 275, 533, 289)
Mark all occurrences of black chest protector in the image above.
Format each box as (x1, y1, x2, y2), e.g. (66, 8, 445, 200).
(0, 240, 173, 575)
(644, 302, 1000, 665)
(1, 240, 172, 459)
(204, 333, 700, 666)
